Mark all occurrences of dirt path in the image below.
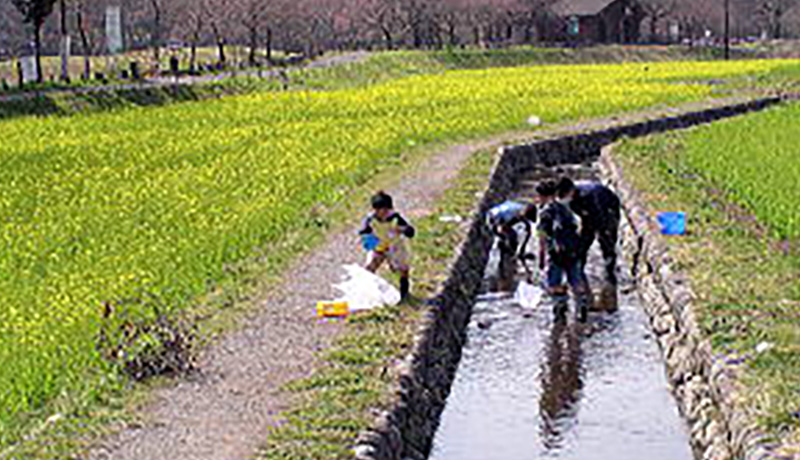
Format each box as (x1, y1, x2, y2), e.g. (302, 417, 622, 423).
(86, 136, 520, 460)
(85, 96, 768, 460)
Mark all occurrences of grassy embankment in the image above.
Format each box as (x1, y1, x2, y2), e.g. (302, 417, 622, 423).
(1, 44, 784, 121)
(615, 103, 800, 454)
(2, 53, 800, 457)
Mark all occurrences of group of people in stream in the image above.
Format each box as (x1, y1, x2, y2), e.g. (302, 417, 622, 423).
(486, 177, 621, 322)
(354, 178, 620, 322)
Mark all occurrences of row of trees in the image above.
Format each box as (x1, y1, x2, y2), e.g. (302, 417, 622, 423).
(2, 0, 799, 83)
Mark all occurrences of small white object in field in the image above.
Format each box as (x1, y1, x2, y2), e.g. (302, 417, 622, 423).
(755, 341, 774, 354)
(46, 413, 64, 425)
(527, 115, 542, 127)
(439, 214, 463, 223)
(332, 264, 401, 311)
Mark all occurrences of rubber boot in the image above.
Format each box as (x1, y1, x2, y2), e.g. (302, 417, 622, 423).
(400, 277, 410, 302)
(604, 256, 618, 287)
(577, 294, 589, 323)
(599, 284, 618, 312)
(552, 294, 569, 322)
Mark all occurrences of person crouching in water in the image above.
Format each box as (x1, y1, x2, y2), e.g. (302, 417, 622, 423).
(359, 191, 415, 301)
(537, 180, 591, 322)
(555, 177, 621, 309)
(486, 199, 538, 287)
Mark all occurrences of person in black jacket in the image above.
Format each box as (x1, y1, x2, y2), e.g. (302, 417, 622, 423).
(537, 180, 590, 322)
(555, 177, 621, 288)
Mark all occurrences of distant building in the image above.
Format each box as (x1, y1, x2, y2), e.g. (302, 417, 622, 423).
(545, 0, 645, 44)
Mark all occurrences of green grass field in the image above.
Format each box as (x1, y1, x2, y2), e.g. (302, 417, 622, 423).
(616, 103, 800, 448)
(2, 56, 800, 451)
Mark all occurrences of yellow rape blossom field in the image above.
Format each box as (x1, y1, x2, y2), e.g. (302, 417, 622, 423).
(0, 59, 798, 443)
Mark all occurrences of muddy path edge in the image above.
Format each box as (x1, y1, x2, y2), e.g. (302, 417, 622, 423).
(353, 95, 788, 460)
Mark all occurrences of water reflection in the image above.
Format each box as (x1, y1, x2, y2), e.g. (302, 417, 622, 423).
(539, 320, 584, 450)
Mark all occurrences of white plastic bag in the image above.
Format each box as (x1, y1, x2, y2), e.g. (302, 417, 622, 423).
(514, 279, 542, 309)
(333, 264, 401, 312)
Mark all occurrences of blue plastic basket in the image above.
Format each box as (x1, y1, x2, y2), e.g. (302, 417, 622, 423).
(657, 212, 686, 236)
(361, 234, 380, 251)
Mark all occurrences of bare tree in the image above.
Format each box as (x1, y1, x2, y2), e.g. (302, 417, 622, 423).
(640, 0, 677, 41)
(758, 0, 799, 38)
(360, 0, 406, 49)
(207, 0, 235, 65)
(74, 0, 93, 79)
(171, 0, 207, 72)
(187, 4, 206, 72)
(432, 0, 466, 47)
(238, 0, 270, 65)
(0, 2, 24, 60)
(11, 0, 58, 82)
(148, 0, 164, 70)
(517, 0, 557, 43)
(58, 0, 69, 80)
(674, 0, 713, 46)
(398, 0, 427, 48)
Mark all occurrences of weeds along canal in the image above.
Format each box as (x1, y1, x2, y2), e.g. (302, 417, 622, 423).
(428, 163, 693, 460)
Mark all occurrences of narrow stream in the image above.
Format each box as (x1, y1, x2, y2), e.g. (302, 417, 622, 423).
(428, 164, 693, 460)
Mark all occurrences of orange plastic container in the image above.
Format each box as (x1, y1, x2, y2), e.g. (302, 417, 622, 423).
(316, 301, 350, 318)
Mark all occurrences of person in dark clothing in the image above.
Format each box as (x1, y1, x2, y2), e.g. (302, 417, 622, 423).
(486, 200, 538, 290)
(555, 177, 621, 287)
(359, 191, 415, 300)
(537, 180, 590, 322)
(486, 200, 538, 261)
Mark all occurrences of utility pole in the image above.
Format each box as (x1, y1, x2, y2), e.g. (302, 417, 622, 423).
(724, 0, 730, 60)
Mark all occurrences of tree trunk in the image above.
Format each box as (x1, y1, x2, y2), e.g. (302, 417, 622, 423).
(189, 15, 201, 74)
(151, 0, 162, 71)
(650, 17, 657, 41)
(60, 0, 69, 81)
(211, 23, 226, 65)
(724, 0, 730, 60)
(77, 3, 91, 79)
(248, 25, 258, 66)
(381, 25, 393, 50)
(266, 27, 273, 63)
(190, 41, 197, 73)
(34, 21, 44, 83)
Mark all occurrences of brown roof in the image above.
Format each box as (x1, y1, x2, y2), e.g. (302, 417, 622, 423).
(551, 0, 618, 16)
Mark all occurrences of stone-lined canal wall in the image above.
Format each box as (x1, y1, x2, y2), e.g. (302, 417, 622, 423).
(353, 96, 785, 460)
(600, 148, 791, 460)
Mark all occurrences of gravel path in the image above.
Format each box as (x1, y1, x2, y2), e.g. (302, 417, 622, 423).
(85, 96, 762, 460)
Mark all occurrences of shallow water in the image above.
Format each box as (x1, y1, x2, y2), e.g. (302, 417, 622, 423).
(428, 166, 693, 460)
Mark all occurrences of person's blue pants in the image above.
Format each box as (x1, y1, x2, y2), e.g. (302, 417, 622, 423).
(546, 258, 587, 292)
